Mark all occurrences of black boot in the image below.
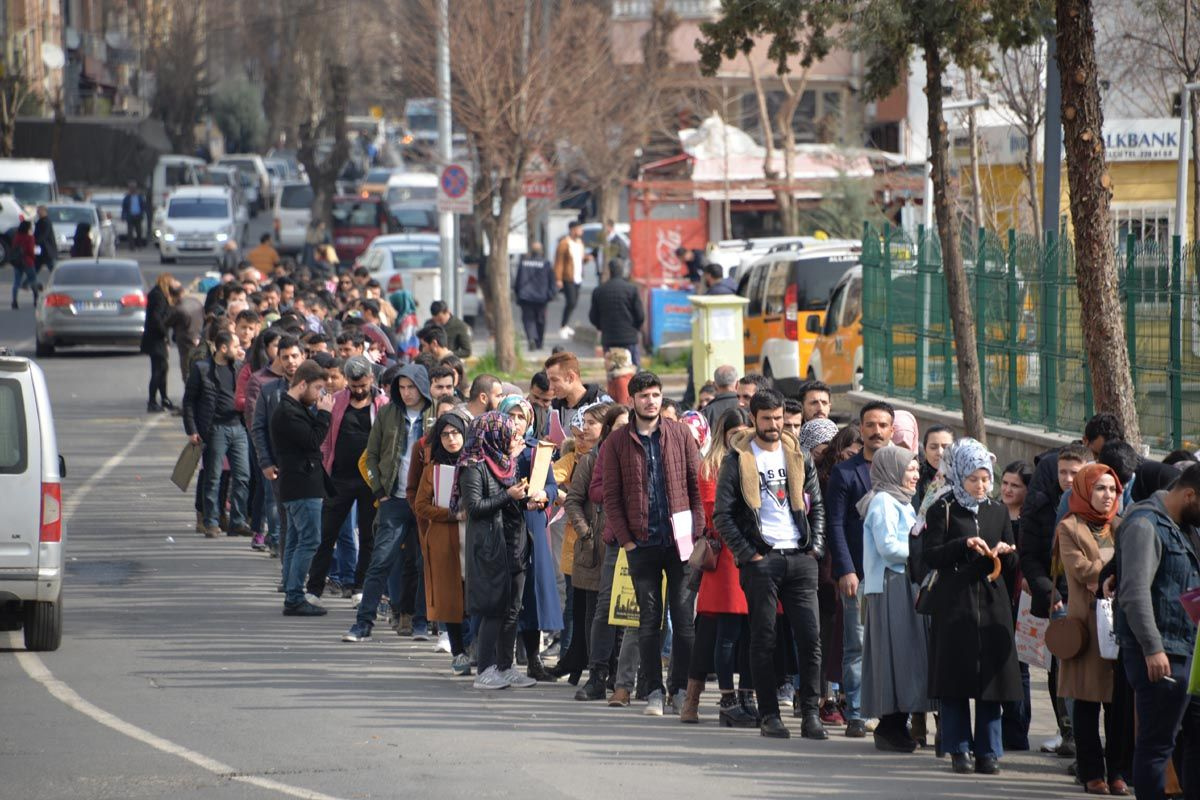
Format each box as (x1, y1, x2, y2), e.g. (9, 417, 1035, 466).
(738, 689, 760, 725)
(527, 656, 557, 682)
(575, 666, 609, 701)
(718, 692, 758, 728)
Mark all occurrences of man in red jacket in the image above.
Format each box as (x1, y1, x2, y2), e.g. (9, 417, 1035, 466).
(601, 370, 703, 717)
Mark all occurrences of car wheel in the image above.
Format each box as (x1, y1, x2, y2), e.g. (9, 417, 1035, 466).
(35, 338, 54, 357)
(23, 598, 62, 652)
(160, 254, 175, 265)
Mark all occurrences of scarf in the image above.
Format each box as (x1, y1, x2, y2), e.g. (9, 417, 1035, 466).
(798, 418, 839, 453)
(429, 412, 468, 467)
(943, 437, 994, 514)
(856, 446, 917, 518)
(449, 411, 517, 513)
(892, 410, 919, 451)
(498, 394, 534, 426)
(1068, 462, 1122, 528)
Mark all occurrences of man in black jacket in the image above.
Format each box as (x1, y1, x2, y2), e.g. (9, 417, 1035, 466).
(588, 259, 645, 366)
(713, 388, 828, 741)
(183, 330, 251, 538)
(513, 242, 556, 350)
(270, 359, 334, 616)
(33, 205, 57, 273)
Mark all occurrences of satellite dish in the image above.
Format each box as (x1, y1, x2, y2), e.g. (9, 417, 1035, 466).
(41, 43, 65, 70)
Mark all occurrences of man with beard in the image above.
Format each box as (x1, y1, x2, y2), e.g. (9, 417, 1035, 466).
(305, 357, 388, 602)
(251, 335, 305, 562)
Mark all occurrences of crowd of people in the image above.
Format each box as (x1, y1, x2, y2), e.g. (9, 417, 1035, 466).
(161, 252, 1200, 798)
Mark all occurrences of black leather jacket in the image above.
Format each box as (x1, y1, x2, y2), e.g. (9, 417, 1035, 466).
(460, 461, 526, 617)
(712, 430, 826, 565)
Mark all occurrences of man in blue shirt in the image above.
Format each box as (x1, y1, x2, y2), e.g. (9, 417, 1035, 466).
(121, 182, 148, 250)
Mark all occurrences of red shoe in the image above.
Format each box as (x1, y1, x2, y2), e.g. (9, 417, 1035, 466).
(819, 701, 845, 725)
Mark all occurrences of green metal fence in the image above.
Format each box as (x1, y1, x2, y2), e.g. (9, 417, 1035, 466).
(860, 223, 1200, 451)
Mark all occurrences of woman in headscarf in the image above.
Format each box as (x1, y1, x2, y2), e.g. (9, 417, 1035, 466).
(922, 438, 1022, 776)
(388, 275, 420, 361)
(69, 222, 94, 257)
(916, 425, 955, 509)
(859, 445, 931, 753)
(1054, 463, 1133, 796)
(498, 394, 563, 682)
(891, 409, 919, 451)
(456, 412, 537, 690)
(140, 272, 177, 412)
(413, 412, 471, 675)
(798, 418, 839, 460)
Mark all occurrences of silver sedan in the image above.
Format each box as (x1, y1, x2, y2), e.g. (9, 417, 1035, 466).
(35, 259, 147, 357)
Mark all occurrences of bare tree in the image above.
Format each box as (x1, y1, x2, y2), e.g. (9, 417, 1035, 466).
(0, 51, 39, 158)
(992, 41, 1047, 239)
(745, 55, 813, 235)
(146, 3, 209, 154)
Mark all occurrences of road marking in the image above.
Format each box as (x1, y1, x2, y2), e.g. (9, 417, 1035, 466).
(13, 417, 349, 800)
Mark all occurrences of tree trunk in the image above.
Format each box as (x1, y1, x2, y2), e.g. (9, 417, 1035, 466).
(596, 177, 622, 227)
(1056, 0, 1141, 446)
(297, 62, 350, 227)
(966, 71, 985, 229)
(925, 39, 987, 444)
(0, 119, 13, 158)
(484, 176, 520, 372)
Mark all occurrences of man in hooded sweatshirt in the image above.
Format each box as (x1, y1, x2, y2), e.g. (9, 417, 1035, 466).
(344, 363, 432, 642)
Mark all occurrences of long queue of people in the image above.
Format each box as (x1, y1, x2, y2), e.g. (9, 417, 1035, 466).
(165, 255, 1200, 797)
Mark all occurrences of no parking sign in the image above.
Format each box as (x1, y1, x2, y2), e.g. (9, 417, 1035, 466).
(437, 163, 474, 214)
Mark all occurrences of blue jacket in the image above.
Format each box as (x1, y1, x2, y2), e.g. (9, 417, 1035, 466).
(826, 452, 872, 579)
(513, 256, 557, 305)
(861, 493, 915, 595)
(515, 444, 564, 633)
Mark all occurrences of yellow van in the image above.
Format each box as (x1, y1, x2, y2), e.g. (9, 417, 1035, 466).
(737, 242, 860, 395)
(807, 265, 864, 392)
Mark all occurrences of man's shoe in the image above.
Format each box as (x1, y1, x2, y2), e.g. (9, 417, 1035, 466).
(435, 631, 452, 653)
(819, 699, 845, 725)
(643, 689, 665, 716)
(845, 719, 868, 738)
(147, 401, 162, 413)
(398, 613, 414, 636)
(1056, 734, 1077, 758)
(303, 592, 324, 607)
(473, 665, 509, 690)
(283, 601, 327, 617)
(195, 512, 206, 534)
(340, 585, 354, 599)
(874, 730, 917, 752)
(451, 653, 472, 676)
(975, 756, 1000, 775)
(342, 622, 372, 642)
(1040, 734, 1063, 753)
(575, 669, 608, 701)
(760, 715, 790, 739)
(351, 592, 363, 607)
(203, 525, 221, 538)
(776, 684, 794, 712)
(951, 753, 974, 774)
(526, 657, 556, 682)
(500, 667, 537, 688)
(608, 687, 631, 707)
(411, 623, 430, 641)
(739, 690, 760, 724)
(666, 688, 686, 716)
(230, 524, 254, 537)
(801, 713, 829, 740)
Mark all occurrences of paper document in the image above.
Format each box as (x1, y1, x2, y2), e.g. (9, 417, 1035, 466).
(433, 464, 456, 508)
(527, 441, 555, 495)
(547, 410, 567, 445)
(671, 510, 694, 561)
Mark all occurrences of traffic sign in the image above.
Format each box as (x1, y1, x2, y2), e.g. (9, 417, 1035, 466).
(437, 163, 474, 214)
(522, 174, 556, 199)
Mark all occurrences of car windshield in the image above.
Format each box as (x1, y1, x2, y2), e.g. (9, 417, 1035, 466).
(385, 246, 441, 269)
(389, 209, 435, 231)
(0, 378, 26, 474)
(386, 185, 436, 204)
(47, 206, 94, 226)
(332, 201, 379, 228)
(0, 181, 52, 205)
(52, 264, 142, 286)
(168, 198, 229, 219)
(791, 256, 859, 310)
(280, 184, 313, 209)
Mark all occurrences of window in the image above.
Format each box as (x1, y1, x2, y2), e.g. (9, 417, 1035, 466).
(332, 201, 382, 228)
(842, 274, 863, 328)
(1113, 204, 1173, 246)
(280, 184, 314, 209)
(763, 261, 790, 316)
(386, 185, 437, 204)
(0, 379, 27, 474)
(168, 198, 230, 219)
(52, 264, 142, 286)
(0, 181, 52, 205)
(47, 206, 94, 225)
(823, 283, 846, 336)
(385, 246, 441, 270)
(790, 255, 858, 310)
(744, 264, 767, 317)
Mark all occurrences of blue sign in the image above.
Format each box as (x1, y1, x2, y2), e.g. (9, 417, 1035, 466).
(648, 288, 693, 350)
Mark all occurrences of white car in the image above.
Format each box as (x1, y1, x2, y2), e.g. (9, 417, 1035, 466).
(159, 187, 242, 264)
(273, 181, 313, 254)
(217, 154, 272, 212)
(45, 202, 101, 255)
(0, 351, 65, 651)
(358, 233, 479, 324)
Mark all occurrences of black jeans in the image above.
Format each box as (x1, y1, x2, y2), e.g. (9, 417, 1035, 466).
(477, 570, 526, 673)
(740, 549, 822, 720)
(519, 302, 547, 349)
(306, 478, 377, 595)
(626, 543, 694, 696)
(1124, 647, 1200, 799)
(560, 281, 580, 328)
(557, 587, 595, 673)
(147, 345, 169, 404)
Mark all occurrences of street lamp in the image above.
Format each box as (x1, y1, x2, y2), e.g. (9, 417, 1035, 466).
(1175, 81, 1200, 245)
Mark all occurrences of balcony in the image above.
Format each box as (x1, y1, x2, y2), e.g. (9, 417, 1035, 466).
(612, 0, 721, 19)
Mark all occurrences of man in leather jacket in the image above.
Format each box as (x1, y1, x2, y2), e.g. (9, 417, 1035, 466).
(713, 388, 828, 741)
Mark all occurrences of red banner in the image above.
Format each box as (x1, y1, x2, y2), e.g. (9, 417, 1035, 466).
(629, 205, 707, 287)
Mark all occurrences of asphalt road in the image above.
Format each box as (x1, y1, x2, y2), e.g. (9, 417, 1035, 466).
(0, 233, 1086, 799)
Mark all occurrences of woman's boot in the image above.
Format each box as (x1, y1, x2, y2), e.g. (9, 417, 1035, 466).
(575, 666, 608, 701)
(738, 689, 760, 725)
(719, 691, 758, 728)
(680, 678, 704, 724)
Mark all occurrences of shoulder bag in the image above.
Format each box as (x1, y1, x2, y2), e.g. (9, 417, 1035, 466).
(687, 530, 722, 573)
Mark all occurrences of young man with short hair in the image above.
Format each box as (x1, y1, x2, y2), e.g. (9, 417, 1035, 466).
(429, 300, 472, 358)
(783, 398, 804, 439)
(527, 371, 553, 439)
(418, 325, 451, 361)
(800, 380, 832, 422)
(544, 351, 609, 414)
(270, 359, 334, 616)
(250, 335, 305, 558)
(714, 388, 827, 740)
(737, 373, 772, 408)
(601, 371, 703, 717)
(553, 220, 590, 338)
(465, 373, 503, 418)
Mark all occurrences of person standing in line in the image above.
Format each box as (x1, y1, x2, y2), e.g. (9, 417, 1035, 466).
(700, 365, 740, 429)
(799, 380, 833, 423)
(141, 273, 178, 412)
(553, 220, 590, 339)
(513, 242, 556, 351)
(1114, 464, 1200, 800)
(121, 182, 148, 249)
(166, 283, 205, 385)
(999, 460, 1034, 753)
(713, 389, 827, 740)
(922, 438, 1023, 776)
(33, 205, 56, 274)
(825, 401, 895, 737)
(858, 446, 931, 753)
(916, 425, 955, 508)
(602, 371, 703, 717)
(428, 301, 472, 358)
(270, 359, 334, 617)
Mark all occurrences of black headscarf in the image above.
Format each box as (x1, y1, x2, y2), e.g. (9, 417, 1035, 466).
(429, 412, 468, 466)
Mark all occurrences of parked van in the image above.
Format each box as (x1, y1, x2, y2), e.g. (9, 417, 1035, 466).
(737, 242, 861, 395)
(151, 155, 204, 236)
(807, 265, 865, 393)
(273, 180, 314, 254)
(0, 352, 65, 651)
(217, 154, 272, 213)
(385, 171, 438, 206)
(0, 159, 58, 214)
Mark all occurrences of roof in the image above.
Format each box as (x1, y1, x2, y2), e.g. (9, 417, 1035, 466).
(371, 233, 440, 247)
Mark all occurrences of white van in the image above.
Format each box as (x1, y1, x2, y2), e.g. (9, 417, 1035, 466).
(273, 180, 313, 253)
(151, 155, 204, 218)
(217, 154, 272, 213)
(0, 159, 58, 215)
(0, 352, 65, 651)
(159, 186, 241, 264)
(385, 172, 438, 206)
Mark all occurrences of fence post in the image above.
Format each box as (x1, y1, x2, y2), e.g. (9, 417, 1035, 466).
(861, 221, 873, 391)
(941, 235, 953, 408)
(915, 225, 928, 403)
(1007, 229, 1019, 423)
(1171, 236, 1184, 450)
(975, 227, 988, 415)
(883, 223, 895, 394)
(1044, 232, 1059, 430)
(1124, 234, 1137, 389)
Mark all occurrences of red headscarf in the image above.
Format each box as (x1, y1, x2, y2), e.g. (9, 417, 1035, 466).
(1068, 463, 1123, 527)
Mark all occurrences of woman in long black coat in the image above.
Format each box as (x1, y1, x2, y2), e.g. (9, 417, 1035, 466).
(140, 272, 176, 412)
(922, 438, 1022, 776)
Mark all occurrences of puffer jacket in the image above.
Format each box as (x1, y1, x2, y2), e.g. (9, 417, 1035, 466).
(712, 429, 826, 565)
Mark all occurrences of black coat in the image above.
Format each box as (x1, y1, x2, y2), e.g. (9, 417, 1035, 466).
(269, 393, 332, 502)
(33, 217, 56, 265)
(923, 495, 1022, 702)
(588, 276, 644, 348)
(182, 356, 242, 440)
(140, 285, 171, 353)
(1018, 449, 1064, 618)
(459, 461, 525, 617)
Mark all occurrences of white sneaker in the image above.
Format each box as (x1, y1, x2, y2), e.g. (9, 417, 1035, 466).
(644, 688, 665, 716)
(1040, 735, 1063, 753)
(473, 665, 510, 690)
(434, 631, 452, 653)
(304, 592, 324, 607)
(351, 592, 362, 608)
(500, 666, 537, 688)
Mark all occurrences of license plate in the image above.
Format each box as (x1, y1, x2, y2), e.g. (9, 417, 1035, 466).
(181, 243, 211, 250)
(78, 301, 118, 312)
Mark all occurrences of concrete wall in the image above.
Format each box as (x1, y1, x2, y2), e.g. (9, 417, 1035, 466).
(847, 390, 1076, 467)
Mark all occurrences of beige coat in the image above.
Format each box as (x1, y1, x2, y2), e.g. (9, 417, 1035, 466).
(1054, 514, 1118, 704)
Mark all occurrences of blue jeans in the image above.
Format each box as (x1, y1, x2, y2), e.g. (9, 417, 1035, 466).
(357, 498, 411, 627)
(386, 501, 425, 629)
(941, 698, 1003, 759)
(281, 498, 322, 607)
(841, 589, 864, 721)
(1123, 648, 1200, 800)
(12, 264, 37, 302)
(262, 474, 280, 539)
(332, 505, 358, 586)
(202, 423, 249, 528)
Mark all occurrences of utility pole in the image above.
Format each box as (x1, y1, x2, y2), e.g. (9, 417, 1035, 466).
(437, 0, 456, 314)
(1041, 28, 1061, 244)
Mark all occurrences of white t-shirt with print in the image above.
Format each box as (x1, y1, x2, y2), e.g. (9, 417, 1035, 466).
(751, 441, 799, 549)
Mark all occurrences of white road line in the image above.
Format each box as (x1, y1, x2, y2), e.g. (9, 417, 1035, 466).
(13, 418, 349, 800)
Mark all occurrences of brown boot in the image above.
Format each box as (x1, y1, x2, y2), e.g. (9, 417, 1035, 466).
(680, 678, 704, 724)
(608, 687, 631, 707)
(195, 512, 206, 534)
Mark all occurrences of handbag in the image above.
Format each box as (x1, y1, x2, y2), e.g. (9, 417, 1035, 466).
(170, 441, 202, 492)
(1095, 597, 1119, 661)
(1045, 615, 1089, 660)
(914, 569, 941, 615)
(687, 531, 722, 573)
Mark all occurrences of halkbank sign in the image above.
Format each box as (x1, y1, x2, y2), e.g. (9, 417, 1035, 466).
(966, 118, 1189, 165)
